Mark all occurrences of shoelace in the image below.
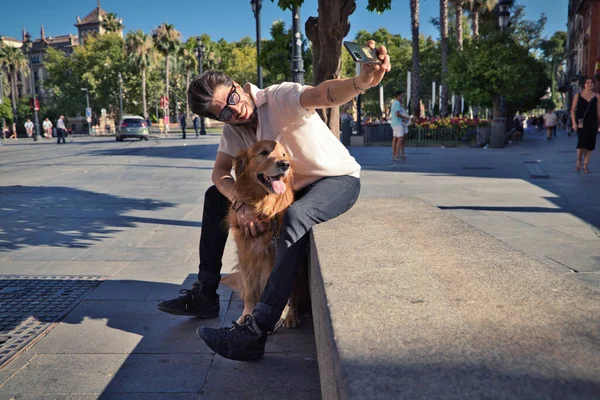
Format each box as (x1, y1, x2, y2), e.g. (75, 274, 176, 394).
(229, 315, 259, 337)
(180, 289, 194, 310)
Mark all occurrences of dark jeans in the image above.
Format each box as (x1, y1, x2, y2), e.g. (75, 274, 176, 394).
(181, 126, 186, 138)
(57, 129, 66, 144)
(194, 126, 199, 136)
(195, 175, 361, 330)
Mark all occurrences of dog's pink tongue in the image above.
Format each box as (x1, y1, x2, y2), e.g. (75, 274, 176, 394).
(272, 180, 287, 194)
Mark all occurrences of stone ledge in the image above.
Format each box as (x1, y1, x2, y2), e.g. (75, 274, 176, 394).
(309, 198, 600, 400)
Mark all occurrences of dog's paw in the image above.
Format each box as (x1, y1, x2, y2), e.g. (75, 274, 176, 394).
(283, 315, 300, 328)
(283, 308, 300, 328)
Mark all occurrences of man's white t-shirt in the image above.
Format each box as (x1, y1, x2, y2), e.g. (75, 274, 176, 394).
(218, 82, 361, 190)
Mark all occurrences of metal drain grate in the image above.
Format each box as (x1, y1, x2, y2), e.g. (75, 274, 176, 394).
(0, 275, 103, 368)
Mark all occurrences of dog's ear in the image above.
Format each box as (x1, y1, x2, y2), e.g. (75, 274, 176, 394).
(233, 149, 249, 177)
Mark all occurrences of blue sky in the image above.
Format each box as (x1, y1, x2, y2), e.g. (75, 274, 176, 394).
(2, 0, 567, 44)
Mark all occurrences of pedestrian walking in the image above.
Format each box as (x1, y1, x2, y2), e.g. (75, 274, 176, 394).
(193, 114, 200, 137)
(42, 118, 53, 139)
(24, 119, 34, 138)
(390, 90, 410, 160)
(9, 123, 17, 140)
(157, 40, 391, 362)
(543, 109, 557, 140)
(571, 77, 600, 174)
(180, 114, 187, 139)
(56, 115, 67, 144)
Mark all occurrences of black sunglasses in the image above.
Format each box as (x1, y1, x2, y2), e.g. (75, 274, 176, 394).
(217, 84, 241, 122)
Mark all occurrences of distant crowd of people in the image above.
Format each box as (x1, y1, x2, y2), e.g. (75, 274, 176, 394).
(2, 116, 71, 144)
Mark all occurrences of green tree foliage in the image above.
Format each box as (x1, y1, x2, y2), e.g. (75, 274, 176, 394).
(447, 30, 549, 117)
(509, 6, 547, 49)
(43, 33, 164, 119)
(540, 31, 567, 106)
(0, 45, 29, 122)
(126, 30, 154, 118)
(152, 23, 182, 111)
(0, 97, 13, 124)
(101, 12, 124, 34)
(259, 20, 312, 86)
(228, 43, 258, 85)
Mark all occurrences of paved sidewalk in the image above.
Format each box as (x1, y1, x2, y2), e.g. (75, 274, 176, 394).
(351, 128, 600, 290)
(0, 128, 598, 398)
(0, 135, 319, 399)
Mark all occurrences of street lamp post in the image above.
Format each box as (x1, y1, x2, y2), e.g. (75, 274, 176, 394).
(194, 38, 207, 135)
(498, 0, 510, 123)
(250, 0, 263, 88)
(490, 0, 511, 148)
(0, 69, 5, 142)
(24, 32, 41, 141)
(81, 87, 91, 134)
(291, 5, 304, 84)
(118, 72, 123, 119)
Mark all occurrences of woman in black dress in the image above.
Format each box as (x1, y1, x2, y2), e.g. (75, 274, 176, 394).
(571, 77, 600, 173)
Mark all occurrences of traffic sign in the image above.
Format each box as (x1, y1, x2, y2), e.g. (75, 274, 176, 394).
(86, 107, 92, 118)
(86, 116, 92, 123)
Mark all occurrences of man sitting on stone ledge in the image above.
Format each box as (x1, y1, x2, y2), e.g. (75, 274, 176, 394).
(157, 40, 391, 361)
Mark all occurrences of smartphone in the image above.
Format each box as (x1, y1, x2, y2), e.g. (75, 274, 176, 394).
(343, 41, 382, 64)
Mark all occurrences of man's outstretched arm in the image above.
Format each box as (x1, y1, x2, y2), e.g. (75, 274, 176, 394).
(300, 41, 391, 110)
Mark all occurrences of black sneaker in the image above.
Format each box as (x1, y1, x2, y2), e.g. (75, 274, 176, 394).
(157, 289, 219, 318)
(197, 314, 267, 361)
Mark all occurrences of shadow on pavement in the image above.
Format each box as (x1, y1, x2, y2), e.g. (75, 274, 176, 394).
(0, 276, 321, 398)
(85, 143, 219, 161)
(0, 186, 201, 252)
(352, 134, 600, 231)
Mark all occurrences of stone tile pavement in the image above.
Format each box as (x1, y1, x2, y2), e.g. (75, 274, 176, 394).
(0, 127, 597, 398)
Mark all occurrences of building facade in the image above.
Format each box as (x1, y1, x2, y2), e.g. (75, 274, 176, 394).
(0, 1, 121, 105)
(566, 0, 600, 106)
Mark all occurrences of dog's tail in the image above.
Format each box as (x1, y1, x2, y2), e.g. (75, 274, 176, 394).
(221, 272, 242, 292)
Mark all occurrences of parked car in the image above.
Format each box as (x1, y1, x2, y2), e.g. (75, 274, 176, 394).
(117, 115, 149, 141)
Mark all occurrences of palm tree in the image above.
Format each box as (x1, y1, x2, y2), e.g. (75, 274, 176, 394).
(101, 12, 123, 34)
(0, 46, 29, 123)
(440, 0, 449, 117)
(470, 0, 498, 38)
(152, 23, 181, 123)
(452, 0, 470, 50)
(410, 0, 421, 116)
(179, 39, 199, 117)
(126, 30, 153, 118)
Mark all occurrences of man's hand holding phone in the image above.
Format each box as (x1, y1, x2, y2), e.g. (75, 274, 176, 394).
(349, 40, 391, 91)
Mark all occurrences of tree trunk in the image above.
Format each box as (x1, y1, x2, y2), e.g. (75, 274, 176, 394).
(452, 0, 464, 116)
(456, 1, 464, 51)
(492, 93, 501, 120)
(142, 68, 148, 119)
(472, 5, 480, 38)
(305, 0, 356, 139)
(410, 0, 421, 117)
(186, 70, 191, 117)
(10, 68, 18, 123)
(440, 0, 449, 117)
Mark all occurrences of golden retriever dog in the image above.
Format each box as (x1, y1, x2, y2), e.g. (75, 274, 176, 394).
(222, 140, 301, 329)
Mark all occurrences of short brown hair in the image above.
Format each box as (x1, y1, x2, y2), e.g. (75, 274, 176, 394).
(188, 70, 233, 120)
